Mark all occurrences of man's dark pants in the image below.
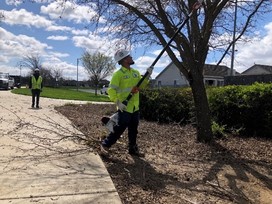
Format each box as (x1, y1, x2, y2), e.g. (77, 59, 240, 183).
(31, 89, 41, 107)
(102, 110, 139, 149)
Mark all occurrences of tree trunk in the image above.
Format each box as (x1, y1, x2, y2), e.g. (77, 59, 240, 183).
(190, 70, 213, 143)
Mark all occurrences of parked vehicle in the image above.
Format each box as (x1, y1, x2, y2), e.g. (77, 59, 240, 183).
(0, 73, 15, 90)
(100, 85, 108, 95)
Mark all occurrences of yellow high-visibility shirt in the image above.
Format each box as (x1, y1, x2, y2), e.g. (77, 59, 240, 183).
(108, 66, 149, 113)
(31, 76, 42, 90)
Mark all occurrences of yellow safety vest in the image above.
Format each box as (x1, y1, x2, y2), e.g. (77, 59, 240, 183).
(31, 76, 42, 90)
(108, 66, 149, 113)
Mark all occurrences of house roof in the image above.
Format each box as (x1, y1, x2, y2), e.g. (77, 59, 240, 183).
(241, 64, 272, 74)
(155, 62, 238, 79)
(203, 64, 239, 76)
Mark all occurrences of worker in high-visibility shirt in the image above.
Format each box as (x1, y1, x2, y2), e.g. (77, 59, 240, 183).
(101, 49, 153, 156)
(29, 68, 43, 109)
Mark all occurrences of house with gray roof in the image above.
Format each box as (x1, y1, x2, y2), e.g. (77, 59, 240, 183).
(241, 64, 272, 75)
(225, 64, 272, 85)
(154, 62, 238, 87)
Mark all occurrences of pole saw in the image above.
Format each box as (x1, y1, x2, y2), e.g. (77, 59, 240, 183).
(101, 0, 203, 128)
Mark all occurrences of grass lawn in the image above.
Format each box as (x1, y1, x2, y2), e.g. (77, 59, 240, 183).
(11, 87, 111, 102)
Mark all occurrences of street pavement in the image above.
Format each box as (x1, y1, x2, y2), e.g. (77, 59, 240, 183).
(0, 90, 122, 204)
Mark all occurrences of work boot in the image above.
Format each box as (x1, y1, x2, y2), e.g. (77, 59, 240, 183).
(128, 145, 144, 157)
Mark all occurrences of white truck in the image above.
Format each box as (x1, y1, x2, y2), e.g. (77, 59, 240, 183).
(0, 73, 15, 90)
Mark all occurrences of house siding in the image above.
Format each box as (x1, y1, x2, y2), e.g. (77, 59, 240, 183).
(154, 62, 232, 87)
(155, 63, 189, 87)
(154, 63, 272, 87)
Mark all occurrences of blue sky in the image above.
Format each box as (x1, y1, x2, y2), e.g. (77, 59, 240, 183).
(1, 0, 272, 81)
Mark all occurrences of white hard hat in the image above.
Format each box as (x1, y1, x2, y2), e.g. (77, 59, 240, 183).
(34, 68, 39, 72)
(114, 49, 130, 62)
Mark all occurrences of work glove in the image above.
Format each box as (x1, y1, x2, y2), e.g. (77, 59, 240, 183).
(146, 66, 154, 78)
(116, 100, 127, 112)
(131, 86, 139, 94)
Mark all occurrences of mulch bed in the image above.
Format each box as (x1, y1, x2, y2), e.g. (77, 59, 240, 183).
(56, 103, 272, 204)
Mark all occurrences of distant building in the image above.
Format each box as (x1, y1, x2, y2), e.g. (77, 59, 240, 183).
(241, 64, 272, 75)
(155, 62, 189, 88)
(225, 64, 272, 85)
(154, 62, 238, 87)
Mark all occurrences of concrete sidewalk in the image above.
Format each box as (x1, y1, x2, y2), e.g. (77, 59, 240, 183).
(0, 91, 122, 204)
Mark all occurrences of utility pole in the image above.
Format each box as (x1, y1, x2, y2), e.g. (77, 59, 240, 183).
(230, 0, 238, 76)
(19, 64, 22, 84)
(77, 58, 79, 91)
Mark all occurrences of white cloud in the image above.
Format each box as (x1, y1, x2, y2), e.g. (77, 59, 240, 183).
(40, 1, 105, 24)
(47, 35, 69, 41)
(47, 51, 70, 58)
(5, 0, 55, 6)
(72, 34, 117, 57)
(0, 27, 82, 79)
(5, 0, 22, 6)
(72, 29, 89, 36)
(1, 8, 52, 28)
(0, 8, 71, 31)
(0, 27, 50, 61)
(46, 25, 71, 32)
(228, 22, 272, 73)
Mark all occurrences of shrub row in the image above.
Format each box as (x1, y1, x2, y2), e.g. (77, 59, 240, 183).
(140, 88, 194, 124)
(140, 83, 272, 137)
(208, 83, 272, 137)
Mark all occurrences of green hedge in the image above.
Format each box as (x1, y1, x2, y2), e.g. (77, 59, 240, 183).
(140, 83, 272, 137)
(208, 83, 272, 137)
(140, 88, 194, 124)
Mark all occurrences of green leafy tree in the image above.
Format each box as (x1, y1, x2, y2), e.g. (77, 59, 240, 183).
(81, 52, 115, 95)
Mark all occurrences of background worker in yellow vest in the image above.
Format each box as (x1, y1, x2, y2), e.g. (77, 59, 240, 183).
(101, 49, 153, 156)
(29, 68, 43, 109)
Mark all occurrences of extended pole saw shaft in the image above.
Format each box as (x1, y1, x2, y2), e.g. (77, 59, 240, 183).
(123, 0, 203, 105)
